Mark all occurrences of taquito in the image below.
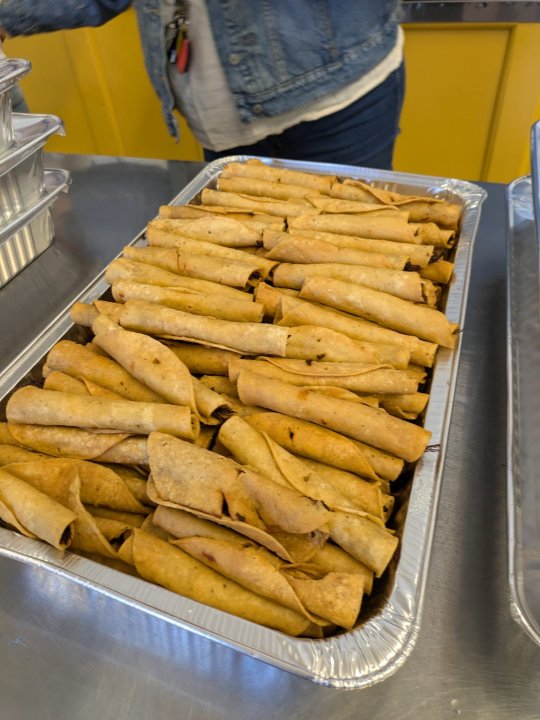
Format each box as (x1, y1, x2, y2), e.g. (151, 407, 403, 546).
(147, 215, 261, 247)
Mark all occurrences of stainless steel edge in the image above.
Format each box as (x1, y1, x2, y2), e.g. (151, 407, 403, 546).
(506, 173, 540, 649)
(0, 157, 487, 688)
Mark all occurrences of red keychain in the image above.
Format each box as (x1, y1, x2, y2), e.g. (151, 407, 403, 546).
(176, 20, 191, 74)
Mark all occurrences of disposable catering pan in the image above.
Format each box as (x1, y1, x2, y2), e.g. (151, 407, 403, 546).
(0, 58, 31, 155)
(0, 168, 71, 288)
(506, 121, 540, 648)
(0, 112, 65, 228)
(0, 157, 486, 688)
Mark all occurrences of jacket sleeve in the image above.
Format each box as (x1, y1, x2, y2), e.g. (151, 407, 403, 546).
(0, 1, 133, 36)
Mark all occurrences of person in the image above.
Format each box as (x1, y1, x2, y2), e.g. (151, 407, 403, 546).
(0, 1, 405, 168)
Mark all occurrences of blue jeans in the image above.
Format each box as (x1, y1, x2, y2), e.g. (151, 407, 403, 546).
(204, 63, 405, 170)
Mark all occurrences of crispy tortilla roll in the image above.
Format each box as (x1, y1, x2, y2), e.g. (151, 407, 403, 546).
(159, 204, 285, 228)
(92, 314, 197, 412)
(148, 432, 329, 535)
(105, 257, 251, 300)
(420, 259, 454, 284)
(91, 516, 132, 545)
(244, 412, 403, 481)
(199, 375, 237, 397)
(87, 506, 148, 527)
(254, 283, 299, 319)
(43, 371, 91, 395)
(217, 175, 321, 203)
(145, 227, 275, 277)
(276, 295, 435, 367)
(148, 215, 261, 247)
(117, 299, 289, 356)
(175, 534, 363, 629)
(228, 357, 418, 395)
(327, 512, 398, 577)
(70, 301, 118, 328)
(192, 377, 233, 424)
(217, 416, 374, 518)
(111, 279, 265, 323)
(146, 225, 276, 278)
(409, 222, 455, 248)
(165, 342, 235, 375)
(273, 262, 438, 305)
(237, 371, 431, 463)
(300, 277, 459, 349)
(280, 228, 434, 268)
(288, 213, 419, 243)
(0, 444, 46, 464)
(310, 542, 374, 595)
(306, 196, 407, 219)
(297, 457, 391, 521)
(122, 245, 261, 290)
(0, 468, 76, 550)
(7, 422, 129, 458)
(379, 392, 430, 420)
(46, 340, 165, 403)
(263, 232, 406, 270)
(330, 178, 462, 229)
(221, 159, 336, 193)
(94, 436, 149, 465)
(7, 387, 198, 440)
(202, 188, 319, 218)
(128, 529, 316, 636)
(5, 458, 147, 513)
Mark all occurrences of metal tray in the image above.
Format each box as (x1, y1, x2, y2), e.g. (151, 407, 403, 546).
(506, 121, 540, 648)
(0, 113, 65, 228)
(0, 157, 486, 688)
(0, 168, 71, 288)
(0, 58, 31, 155)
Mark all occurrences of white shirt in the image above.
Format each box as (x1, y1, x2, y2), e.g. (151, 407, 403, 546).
(166, 0, 404, 152)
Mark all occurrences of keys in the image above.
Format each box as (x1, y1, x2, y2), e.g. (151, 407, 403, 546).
(167, 11, 191, 74)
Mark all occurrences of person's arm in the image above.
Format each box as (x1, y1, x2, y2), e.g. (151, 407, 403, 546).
(0, 0, 133, 36)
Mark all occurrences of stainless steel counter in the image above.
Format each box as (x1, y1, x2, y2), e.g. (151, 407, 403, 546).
(0, 154, 539, 719)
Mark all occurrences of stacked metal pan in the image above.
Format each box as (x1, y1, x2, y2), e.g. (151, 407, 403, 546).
(0, 58, 70, 288)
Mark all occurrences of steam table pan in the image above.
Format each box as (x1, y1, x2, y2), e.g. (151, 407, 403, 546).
(0, 157, 486, 688)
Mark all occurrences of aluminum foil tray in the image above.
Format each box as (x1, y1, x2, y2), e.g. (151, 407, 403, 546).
(0, 168, 70, 288)
(506, 121, 540, 648)
(0, 113, 65, 228)
(0, 58, 31, 155)
(0, 157, 486, 688)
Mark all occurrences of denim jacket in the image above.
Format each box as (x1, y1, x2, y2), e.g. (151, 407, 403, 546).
(0, 0, 401, 140)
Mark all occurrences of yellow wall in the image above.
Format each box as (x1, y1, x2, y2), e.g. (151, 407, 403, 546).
(5, 13, 540, 182)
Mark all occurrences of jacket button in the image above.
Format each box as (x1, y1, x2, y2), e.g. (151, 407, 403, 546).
(228, 53, 241, 65)
(252, 104, 263, 114)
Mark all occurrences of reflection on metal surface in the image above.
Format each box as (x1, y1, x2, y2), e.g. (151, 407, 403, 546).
(402, 1, 540, 23)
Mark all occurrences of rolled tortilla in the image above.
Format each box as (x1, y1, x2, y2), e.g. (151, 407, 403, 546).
(221, 159, 336, 193)
(228, 357, 418, 395)
(4, 458, 147, 513)
(284, 324, 408, 365)
(331, 178, 462, 229)
(279, 228, 434, 268)
(70, 301, 121, 328)
(310, 542, 374, 595)
(7, 387, 198, 440)
(420, 259, 454, 284)
(87, 506, 148, 527)
(6, 422, 131, 460)
(105, 257, 251, 300)
(43, 371, 91, 395)
(46, 340, 165, 403)
(263, 232, 406, 270)
(276, 294, 435, 367)
(237, 371, 431, 463)
(146, 225, 277, 278)
(148, 432, 329, 536)
(122, 245, 261, 290)
(217, 415, 374, 519)
(111, 279, 265, 323)
(117, 299, 289, 356)
(165, 342, 235, 375)
(328, 511, 398, 577)
(307, 196, 407, 219)
(199, 375, 237, 397)
(147, 215, 261, 247)
(244, 412, 376, 480)
(410, 222, 455, 248)
(159, 204, 285, 228)
(0, 444, 46, 464)
(254, 283, 299, 319)
(300, 276, 459, 348)
(202, 188, 319, 218)
(192, 377, 234, 424)
(273, 262, 438, 305)
(92, 314, 197, 412)
(379, 392, 430, 420)
(288, 213, 418, 243)
(0, 467, 76, 550)
(217, 175, 321, 203)
(128, 529, 316, 636)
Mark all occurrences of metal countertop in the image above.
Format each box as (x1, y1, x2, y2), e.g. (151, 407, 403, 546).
(0, 154, 539, 720)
